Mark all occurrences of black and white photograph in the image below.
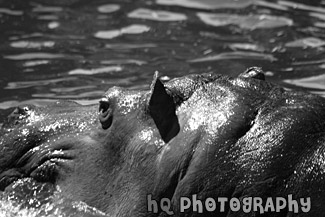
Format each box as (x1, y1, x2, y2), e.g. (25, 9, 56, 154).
(0, 0, 324, 216)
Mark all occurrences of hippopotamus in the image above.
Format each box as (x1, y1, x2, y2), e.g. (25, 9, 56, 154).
(0, 67, 325, 216)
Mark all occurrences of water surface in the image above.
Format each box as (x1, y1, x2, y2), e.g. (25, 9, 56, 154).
(1, 0, 325, 112)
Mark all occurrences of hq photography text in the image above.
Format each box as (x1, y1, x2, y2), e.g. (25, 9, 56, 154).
(147, 194, 311, 215)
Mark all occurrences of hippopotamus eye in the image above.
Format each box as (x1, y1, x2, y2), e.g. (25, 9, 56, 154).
(239, 67, 265, 80)
(99, 98, 113, 130)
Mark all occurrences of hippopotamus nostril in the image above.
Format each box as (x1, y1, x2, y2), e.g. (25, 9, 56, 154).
(98, 98, 113, 130)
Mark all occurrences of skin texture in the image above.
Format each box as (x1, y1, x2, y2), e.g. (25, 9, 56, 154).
(1, 68, 325, 216)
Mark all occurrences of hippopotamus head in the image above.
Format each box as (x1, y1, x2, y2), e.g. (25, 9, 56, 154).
(1, 68, 325, 216)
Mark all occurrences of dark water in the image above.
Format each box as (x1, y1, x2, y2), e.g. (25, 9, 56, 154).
(1, 0, 325, 215)
(1, 0, 325, 113)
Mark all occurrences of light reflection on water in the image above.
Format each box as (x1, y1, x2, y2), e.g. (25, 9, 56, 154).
(1, 0, 325, 216)
(0, 0, 324, 114)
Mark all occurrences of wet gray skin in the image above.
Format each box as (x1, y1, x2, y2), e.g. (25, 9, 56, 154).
(1, 68, 325, 216)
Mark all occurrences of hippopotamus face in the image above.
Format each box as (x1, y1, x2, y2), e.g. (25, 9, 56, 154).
(0, 72, 180, 215)
(1, 68, 325, 216)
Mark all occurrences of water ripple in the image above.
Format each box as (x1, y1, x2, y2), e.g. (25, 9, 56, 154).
(100, 59, 147, 65)
(68, 66, 123, 75)
(188, 51, 277, 63)
(0, 8, 23, 16)
(285, 37, 325, 48)
(94, 24, 150, 39)
(10, 41, 55, 49)
(97, 4, 120, 13)
(284, 74, 325, 90)
(128, 8, 187, 22)
(197, 13, 293, 30)
(279, 0, 325, 14)
(255, 1, 289, 11)
(5, 77, 77, 90)
(105, 43, 156, 49)
(32, 5, 63, 13)
(156, 0, 255, 10)
(4, 53, 81, 60)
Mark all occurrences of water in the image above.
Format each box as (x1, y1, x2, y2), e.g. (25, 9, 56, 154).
(1, 0, 325, 112)
(1, 0, 325, 216)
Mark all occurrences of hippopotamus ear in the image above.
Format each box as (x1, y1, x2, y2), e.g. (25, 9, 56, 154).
(149, 72, 180, 143)
(238, 67, 265, 80)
